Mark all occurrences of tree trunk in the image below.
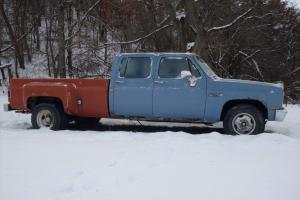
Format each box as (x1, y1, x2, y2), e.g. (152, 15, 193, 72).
(35, 25, 40, 50)
(66, 2, 73, 77)
(57, 0, 66, 78)
(48, 13, 57, 78)
(45, 17, 52, 77)
(13, 0, 25, 69)
(0, 0, 22, 76)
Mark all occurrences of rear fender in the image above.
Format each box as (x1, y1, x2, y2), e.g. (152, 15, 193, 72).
(22, 82, 81, 115)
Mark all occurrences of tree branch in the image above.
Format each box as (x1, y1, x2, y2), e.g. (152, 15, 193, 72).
(239, 50, 264, 81)
(65, 0, 103, 42)
(283, 67, 300, 77)
(207, 7, 253, 32)
(99, 24, 174, 48)
(241, 50, 261, 63)
(0, 23, 36, 53)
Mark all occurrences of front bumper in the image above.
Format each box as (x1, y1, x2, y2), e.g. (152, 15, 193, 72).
(275, 108, 287, 121)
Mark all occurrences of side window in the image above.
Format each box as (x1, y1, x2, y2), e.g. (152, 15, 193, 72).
(158, 57, 201, 78)
(119, 57, 151, 78)
(119, 58, 127, 78)
(188, 60, 201, 77)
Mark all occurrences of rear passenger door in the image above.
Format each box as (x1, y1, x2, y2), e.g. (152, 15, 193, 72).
(153, 56, 206, 120)
(112, 56, 153, 118)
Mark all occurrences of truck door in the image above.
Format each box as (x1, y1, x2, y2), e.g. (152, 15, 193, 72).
(153, 56, 206, 120)
(112, 56, 153, 117)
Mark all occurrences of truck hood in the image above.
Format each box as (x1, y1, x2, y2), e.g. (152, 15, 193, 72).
(209, 78, 285, 110)
(216, 78, 284, 89)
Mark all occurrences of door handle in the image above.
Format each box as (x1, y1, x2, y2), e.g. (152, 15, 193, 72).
(154, 80, 164, 84)
(115, 80, 124, 84)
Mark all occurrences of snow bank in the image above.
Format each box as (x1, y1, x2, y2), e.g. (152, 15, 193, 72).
(0, 95, 300, 200)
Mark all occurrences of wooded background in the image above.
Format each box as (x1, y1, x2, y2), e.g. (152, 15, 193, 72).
(0, 0, 299, 102)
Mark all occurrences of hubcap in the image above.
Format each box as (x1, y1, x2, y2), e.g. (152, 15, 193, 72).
(232, 113, 256, 135)
(36, 109, 54, 128)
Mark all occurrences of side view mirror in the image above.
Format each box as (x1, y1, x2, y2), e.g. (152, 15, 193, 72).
(180, 70, 197, 87)
(180, 70, 192, 79)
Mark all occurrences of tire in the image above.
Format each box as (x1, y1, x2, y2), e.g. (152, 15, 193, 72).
(223, 104, 265, 135)
(31, 103, 64, 130)
(74, 117, 100, 126)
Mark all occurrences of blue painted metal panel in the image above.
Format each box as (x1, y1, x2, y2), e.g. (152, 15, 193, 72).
(153, 55, 207, 119)
(204, 78, 284, 122)
(109, 53, 284, 123)
(109, 54, 156, 117)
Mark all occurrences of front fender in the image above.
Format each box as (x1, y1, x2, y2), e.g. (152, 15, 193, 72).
(204, 95, 271, 123)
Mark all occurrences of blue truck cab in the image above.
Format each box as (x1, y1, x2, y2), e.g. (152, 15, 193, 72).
(109, 52, 287, 135)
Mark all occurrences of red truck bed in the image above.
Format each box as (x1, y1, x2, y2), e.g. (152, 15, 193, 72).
(9, 79, 110, 118)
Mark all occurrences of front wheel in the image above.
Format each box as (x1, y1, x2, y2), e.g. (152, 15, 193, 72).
(223, 104, 265, 135)
(31, 103, 64, 130)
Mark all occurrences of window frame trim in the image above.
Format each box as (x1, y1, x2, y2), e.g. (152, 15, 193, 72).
(157, 56, 202, 79)
(118, 56, 153, 79)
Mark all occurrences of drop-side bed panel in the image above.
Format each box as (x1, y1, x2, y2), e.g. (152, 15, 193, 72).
(9, 78, 110, 118)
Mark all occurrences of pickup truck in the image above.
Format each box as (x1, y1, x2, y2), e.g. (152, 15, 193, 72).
(4, 53, 287, 135)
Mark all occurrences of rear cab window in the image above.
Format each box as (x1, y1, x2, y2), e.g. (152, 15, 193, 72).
(119, 57, 151, 79)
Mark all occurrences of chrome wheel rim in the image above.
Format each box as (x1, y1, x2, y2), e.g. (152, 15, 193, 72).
(232, 113, 256, 135)
(36, 109, 54, 128)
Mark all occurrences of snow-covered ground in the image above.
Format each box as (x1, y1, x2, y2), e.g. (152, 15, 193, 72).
(0, 94, 300, 200)
(288, 0, 300, 8)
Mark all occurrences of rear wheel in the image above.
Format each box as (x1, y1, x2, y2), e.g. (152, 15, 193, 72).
(31, 103, 64, 130)
(223, 104, 265, 135)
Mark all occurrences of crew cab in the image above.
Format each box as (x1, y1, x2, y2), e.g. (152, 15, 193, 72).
(4, 53, 287, 135)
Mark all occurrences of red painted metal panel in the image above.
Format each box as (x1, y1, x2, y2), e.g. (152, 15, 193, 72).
(9, 78, 110, 118)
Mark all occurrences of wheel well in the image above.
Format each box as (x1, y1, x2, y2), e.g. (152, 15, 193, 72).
(220, 100, 268, 121)
(27, 96, 64, 111)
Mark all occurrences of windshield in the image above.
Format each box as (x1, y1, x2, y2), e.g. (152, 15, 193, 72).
(193, 55, 219, 79)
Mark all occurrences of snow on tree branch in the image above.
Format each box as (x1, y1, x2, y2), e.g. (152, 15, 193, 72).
(239, 50, 264, 81)
(0, 23, 36, 53)
(241, 50, 261, 63)
(207, 7, 253, 32)
(283, 67, 300, 76)
(99, 24, 174, 48)
(157, 15, 171, 26)
(65, 0, 103, 42)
